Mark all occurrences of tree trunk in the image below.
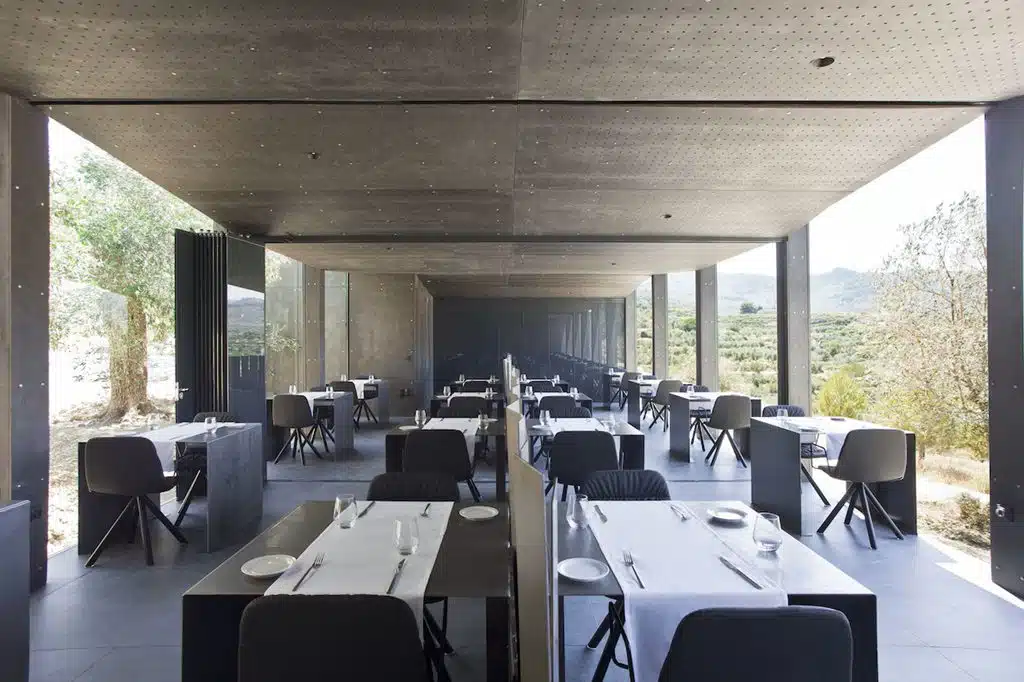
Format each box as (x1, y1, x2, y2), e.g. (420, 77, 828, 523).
(105, 295, 151, 421)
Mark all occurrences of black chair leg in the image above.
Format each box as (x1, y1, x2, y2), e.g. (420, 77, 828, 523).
(705, 432, 724, 464)
(545, 479, 555, 495)
(863, 485, 905, 540)
(273, 431, 296, 464)
(801, 463, 831, 505)
(587, 610, 614, 649)
(860, 484, 878, 549)
(297, 428, 323, 462)
(425, 606, 456, 656)
(86, 497, 137, 567)
(561, 484, 568, 503)
(441, 598, 453, 655)
(137, 496, 154, 566)
(174, 470, 203, 527)
(141, 496, 188, 544)
(816, 484, 859, 534)
(466, 479, 482, 503)
(844, 486, 860, 525)
(725, 430, 747, 468)
(364, 401, 378, 424)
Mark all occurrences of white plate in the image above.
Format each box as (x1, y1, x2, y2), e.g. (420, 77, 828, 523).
(707, 506, 749, 526)
(459, 505, 500, 521)
(557, 558, 610, 583)
(241, 554, 296, 579)
(399, 425, 420, 431)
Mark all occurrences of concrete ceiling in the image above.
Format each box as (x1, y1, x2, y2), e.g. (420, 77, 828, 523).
(420, 275, 648, 298)
(3, 0, 1019, 296)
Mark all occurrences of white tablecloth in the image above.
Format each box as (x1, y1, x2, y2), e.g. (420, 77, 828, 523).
(584, 501, 787, 682)
(266, 501, 454, 638)
(781, 416, 876, 457)
(442, 392, 495, 403)
(349, 379, 381, 400)
(422, 418, 480, 464)
(297, 391, 328, 413)
(141, 423, 219, 469)
(524, 391, 576, 403)
(534, 417, 609, 436)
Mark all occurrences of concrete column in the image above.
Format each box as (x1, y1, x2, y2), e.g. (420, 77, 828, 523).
(0, 94, 49, 590)
(624, 292, 637, 371)
(583, 309, 593, 360)
(652, 274, 669, 377)
(605, 303, 618, 366)
(986, 95, 1024, 600)
(776, 225, 811, 412)
(695, 267, 719, 389)
(301, 264, 325, 388)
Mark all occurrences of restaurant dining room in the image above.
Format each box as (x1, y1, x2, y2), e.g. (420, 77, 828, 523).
(2, 2, 1024, 682)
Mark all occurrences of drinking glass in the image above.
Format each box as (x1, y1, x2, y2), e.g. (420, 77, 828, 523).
(414, 409, 427, 428)
(395, 517, 420, 555)
(288, 384, 297, 394)
(204, 416, 217, 426)
(339, 374, 347, 381)
(443, 385, 451, 397)
(570, 387, 578, 398)
(566, 493, 589, 530)
(777, 407, 789, 419)
(554, 374, 560, 383)
(334, 495, 358, 529)
(753, 512, 783, 553)
(326, 386, 335, 398)
(459, 374, 466, 382)
(368, 374, 375, 382)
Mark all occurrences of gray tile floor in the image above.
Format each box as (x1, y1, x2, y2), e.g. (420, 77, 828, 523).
(31, 408, 1023, 681)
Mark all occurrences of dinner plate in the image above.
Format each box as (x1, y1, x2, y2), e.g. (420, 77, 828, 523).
(459, 505, 500, 521)
(707, 506, 749, 526)
(399, 425, 420, 431)
(557, 558, 610, 583)
(241, 554, 295, 579)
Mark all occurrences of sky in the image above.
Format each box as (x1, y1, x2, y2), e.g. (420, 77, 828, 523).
(719, 116, 986, 275)
(51, 114, 986, 278)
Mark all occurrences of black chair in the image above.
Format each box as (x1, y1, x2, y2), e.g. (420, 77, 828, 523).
(609, 372, 625, 407)
(538, 394, 576, 417)
(461, 379, 491, 392)
(173, 411, 241, 526)
(272, 394, 322, 466)
(334, 379, 376, 427)
(303, 384, 335, 449)
(447, 395, 488, 417)
(762, 405, 831, 505)
(239, 595, 434, 682)
(403, 429, 482, 502)
(704, 395, 751, 468)
(84, 437, 188, 567)
(647, 380, 683, 430)
(688, 384, 714, 449)
(657, 607, 853, 682)
(559, 406, 593, 419)
(527, 379, 558, 393)
(354, 376, 381, 423)
(616, 371, 641, 409)
(546, 431, 618, 501)
(816, 428, 908, 549)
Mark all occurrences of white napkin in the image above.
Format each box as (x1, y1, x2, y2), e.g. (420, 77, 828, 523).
(142, 423, 217, 469)
(586, 501, 787, 682)
(422, 418, 479, 464)
(266, 502, 453, 639)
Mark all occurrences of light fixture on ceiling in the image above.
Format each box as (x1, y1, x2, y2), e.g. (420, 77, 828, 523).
(662, 213, 673, 219)
(308, 151, 320, 160)
(812, 56, 835, 68)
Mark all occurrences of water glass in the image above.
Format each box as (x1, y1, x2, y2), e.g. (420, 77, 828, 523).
(334, 495, 358, 529)
(368, 374, 375, 382)
(554, 374, 560, 383)
(777, 407, 789, 419)
(566, 493, 589, 530)
(570, 387, 578, 398)
(288, 384, 297, 394)
(443, 385, 451, 397)
(326, 386, 335, 398)
(459, 374, 466, 382)
(395, 517, 420, 555)
(204, 416, 217, 426)
(753, 512, 783, 553)
(339, 374, 347, 381)
(414, 409, 427, 428)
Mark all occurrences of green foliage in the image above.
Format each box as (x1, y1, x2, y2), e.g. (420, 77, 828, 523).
(815, 370, 868, 418)
(739, 301, 762, 314)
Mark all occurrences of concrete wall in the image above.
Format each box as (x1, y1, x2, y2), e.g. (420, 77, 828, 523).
(413, 276, 434, 411)
(349, 274, 419, 417)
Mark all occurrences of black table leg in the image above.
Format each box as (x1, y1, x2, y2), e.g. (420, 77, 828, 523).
(495, 435, 507, 501)
(558, 596, 566, 682)
(486, 596, 510, 682)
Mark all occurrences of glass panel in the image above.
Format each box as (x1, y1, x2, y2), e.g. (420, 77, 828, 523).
(325, 271, 349, 380)
(667, 272, 696, 381)
(718, 245, 778, 405)
(265, 251, 304, 394)
(635, 278, 653, 373)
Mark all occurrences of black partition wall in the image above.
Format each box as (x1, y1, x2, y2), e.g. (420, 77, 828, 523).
(433, 298, 625, 389)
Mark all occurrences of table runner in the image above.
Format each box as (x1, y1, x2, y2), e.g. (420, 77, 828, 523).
(266, 501, 454, 638)
(534, 417, 610, 436)
(444, 391, 495, 403)
(524, 391, 574, 403)
(142, 422, 219, 469)
(297, 391, 328, 413)
(782, 416, 876, 457)
(422, 418, 479, 464)
(584, 501, 786, 682)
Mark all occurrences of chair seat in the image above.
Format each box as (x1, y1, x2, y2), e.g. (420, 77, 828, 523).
(801, 443, 828, 459)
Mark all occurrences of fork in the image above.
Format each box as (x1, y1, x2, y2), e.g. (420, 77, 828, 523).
(292, 552, 324, 592)
(622, 550, 645, 589)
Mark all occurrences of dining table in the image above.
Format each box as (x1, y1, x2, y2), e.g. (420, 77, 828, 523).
(555, 499, 878, 682)
(265, 390, 355, 459)
(668, 391, 762, 460)
(181, 500, 512, 682)
(429, 391, 506, 418)
(525, 417, 644, 469)
(519, 391, 594, 416)
(601, 370, 625, 406)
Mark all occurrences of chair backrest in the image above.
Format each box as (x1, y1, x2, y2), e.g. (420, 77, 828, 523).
(560, 406, 593, 419)
(659, 606, 852, 682)
(549, 431, 619, 487)
(762, 404, 806, 418)
(84, 437, 168, 496)
(402, 429, 472, 480)
(309, 384, 326, 392)
(622, 371, 641, 383)
(328, 380, 354, 392)
(580, 470, 670, 501)
(538, 395, 577, 415)
(447, 395, 488, 417)
(193, 411, 239, 423)
(272, 394, 315, 428)
(367, 472, 461, 502)
(655, 379, 683, 404)
(462, 380, 491, 392)
(834, 428, 908, 483)
(692, 384, 709, 392)
(239, 594, 429, 682)
(528, 380, 558, 392)
(708, 395, 751, 430)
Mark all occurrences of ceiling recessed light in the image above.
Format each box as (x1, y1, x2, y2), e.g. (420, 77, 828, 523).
(812, 56, 835, 68)
(662, 213, 673, 219)
(308, 151, 320, 160)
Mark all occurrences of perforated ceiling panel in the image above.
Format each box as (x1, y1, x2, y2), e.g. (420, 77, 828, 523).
(519, 0, 1024, 101)
(0, 0, 522, 100)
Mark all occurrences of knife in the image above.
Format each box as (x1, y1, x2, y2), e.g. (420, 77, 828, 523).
(669, 503, 690, 521)
(386, 558, 407, 595)
(593, 504, 608, 523)
(719, 555, 763, 590)
(357, 501, 375, 519)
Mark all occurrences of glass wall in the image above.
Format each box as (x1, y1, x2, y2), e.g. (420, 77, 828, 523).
(666, 272, 696, 380)
(265, 251, 304, 394)
(324, 271, 349, 380)
(635, 278, 653, 373)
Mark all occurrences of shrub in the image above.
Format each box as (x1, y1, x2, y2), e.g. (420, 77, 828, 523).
(815, 370, 867, 418)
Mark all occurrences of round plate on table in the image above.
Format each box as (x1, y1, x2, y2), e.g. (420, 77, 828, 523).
(399, 425, 420, 431)
(707, 506, 749, 527)
(830, 417, 846, 421)
(459, 505, 500, 521)
(241, 554, 295, 579)
(557, 558, 610, 583)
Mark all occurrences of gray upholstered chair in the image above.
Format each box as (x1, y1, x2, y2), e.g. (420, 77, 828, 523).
(648, 379, 683, 431)
(546, 431, 619, 501)
(538, 394, 577, 417)
(816, 428, 908, 549)
(461, 379, 491, 392)
(272, 394, 322, 465)
(704, 395, 752, 467)
(447, 395, 488, 417)
(402, 429, 481, 502)
(617, 371, 641, 409)
(527, 379, 558, 393)
(762, 404, 831, 505)
(84, 437, 188, 567)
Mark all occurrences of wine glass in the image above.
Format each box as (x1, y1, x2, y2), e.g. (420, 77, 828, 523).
(459, 374, 466, 382)
(777, 407, 789, 420)
(334, 495, 358, 529)
(288, 384, 297, 394)
(566, 492, 589, 530)
(204, 416, 216, 426)
(414, 409, 427, 428)
(395, 517, 420, 555)
(326, 385, 335, 398)
(753, 512, 783, 553)
(443, 385, 451, 397)
(339, 374, 347, 381)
